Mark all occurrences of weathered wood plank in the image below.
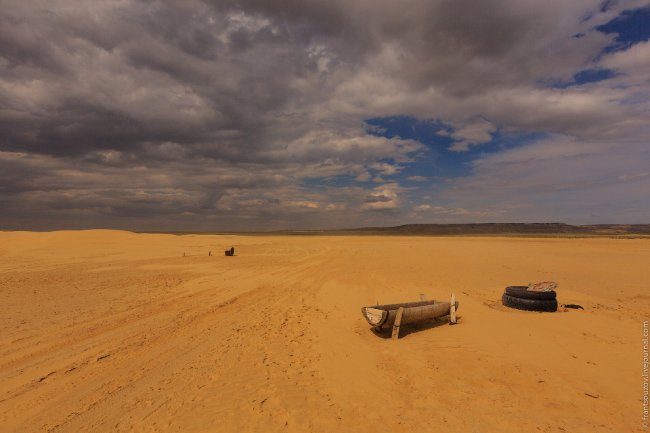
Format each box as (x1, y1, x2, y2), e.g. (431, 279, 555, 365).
(450, 292, 457, 324)
(392, 306, 404, 340)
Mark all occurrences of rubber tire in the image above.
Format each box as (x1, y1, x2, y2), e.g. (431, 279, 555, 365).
(502, 293, 558, 312)
(505, 286, 556, 300)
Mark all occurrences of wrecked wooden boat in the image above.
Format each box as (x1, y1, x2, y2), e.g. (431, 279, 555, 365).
(361, 294, 459, 339)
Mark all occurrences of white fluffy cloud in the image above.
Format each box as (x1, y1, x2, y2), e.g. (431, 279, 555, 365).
(361, 184, 401, 211)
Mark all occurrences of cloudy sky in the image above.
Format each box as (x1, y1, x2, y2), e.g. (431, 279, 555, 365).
(1, 0, 649, 231)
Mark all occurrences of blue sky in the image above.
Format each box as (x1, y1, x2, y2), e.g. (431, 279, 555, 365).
(597, 6, 650, 50)
(364, 116, 547, 181)
(0, 0, 649, 230)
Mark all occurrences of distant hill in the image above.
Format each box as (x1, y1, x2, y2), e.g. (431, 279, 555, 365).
(298, 223, 650, 236)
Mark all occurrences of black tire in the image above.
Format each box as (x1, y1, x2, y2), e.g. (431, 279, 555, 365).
(502, 293, 558, 312)
(505, 286, 556, 300)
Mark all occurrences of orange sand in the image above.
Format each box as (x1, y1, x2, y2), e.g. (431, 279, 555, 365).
(0, 230, 648, 432)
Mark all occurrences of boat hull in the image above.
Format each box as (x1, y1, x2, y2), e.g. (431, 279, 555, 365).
(361, 300, 459, 328)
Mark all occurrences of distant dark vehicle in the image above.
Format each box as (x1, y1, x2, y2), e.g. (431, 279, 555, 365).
(225, 247, 235, 256)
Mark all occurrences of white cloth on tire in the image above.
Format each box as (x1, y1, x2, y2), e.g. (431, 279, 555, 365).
(527, 281, 558, 292)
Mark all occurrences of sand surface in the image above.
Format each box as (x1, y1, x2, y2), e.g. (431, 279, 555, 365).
(0, 230, 648, 432)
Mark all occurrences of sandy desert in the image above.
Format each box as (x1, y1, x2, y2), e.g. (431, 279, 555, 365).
(0, 230, 648, 433)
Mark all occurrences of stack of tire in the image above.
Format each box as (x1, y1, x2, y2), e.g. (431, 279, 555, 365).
(501, 286, 558, 312)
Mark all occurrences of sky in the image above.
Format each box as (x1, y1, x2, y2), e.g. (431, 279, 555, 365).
(1, 0, 649, 231)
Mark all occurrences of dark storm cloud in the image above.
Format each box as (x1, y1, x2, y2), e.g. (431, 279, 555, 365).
(0, 0, 619, 159)
(1, 1, 306, 159)
(1, 0, 649, 229)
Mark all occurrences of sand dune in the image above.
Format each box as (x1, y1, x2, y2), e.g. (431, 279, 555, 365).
(0, 231, 648, 432)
